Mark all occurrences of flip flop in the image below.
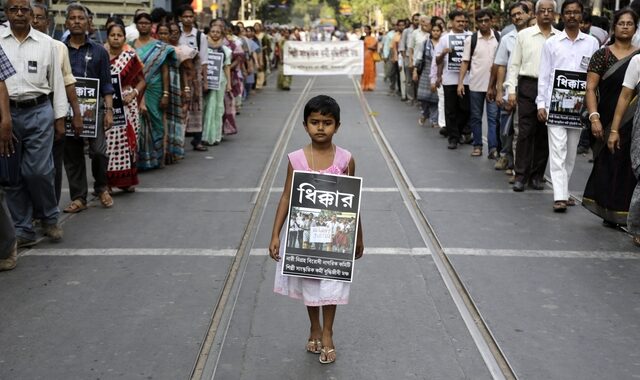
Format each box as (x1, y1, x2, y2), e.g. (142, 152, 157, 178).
(99, 191, 114, 208)
(553, 201, 567, 212)
(319, 347, 336, 364)
(63, 199, 87, 213)
(306, 339, 322, 354)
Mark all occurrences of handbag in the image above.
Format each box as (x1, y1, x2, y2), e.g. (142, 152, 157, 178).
(372, 51, 381, 62)
(0, 135, 21, 187)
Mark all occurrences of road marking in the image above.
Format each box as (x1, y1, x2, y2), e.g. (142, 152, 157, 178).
(20, 247, 637, 259)
(61, 187, 577, 194)
(20, 247, 432, 257)
(445, 248, 640, 260)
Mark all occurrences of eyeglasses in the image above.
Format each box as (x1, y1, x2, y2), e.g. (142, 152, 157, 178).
(7, 6, 30, 14)
(33, 15, 47, 21)
(617, 21, 635, 27)
(537, 8, 554, 14)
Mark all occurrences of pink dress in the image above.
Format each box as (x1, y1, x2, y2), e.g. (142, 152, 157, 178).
(274, 146, 352, 306)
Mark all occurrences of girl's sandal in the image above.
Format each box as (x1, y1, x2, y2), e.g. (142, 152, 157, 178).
(319, 347, 336, 364)
(306, 339, 322, 354)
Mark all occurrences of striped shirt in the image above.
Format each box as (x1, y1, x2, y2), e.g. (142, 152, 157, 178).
(0, 44, 15, 81)
(0, 26, 68, 118)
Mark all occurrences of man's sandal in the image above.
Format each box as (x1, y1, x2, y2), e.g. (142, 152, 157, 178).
(63, 199, 87, 213)
(306, 339, 322, 354)
(319, 347, 336, 364)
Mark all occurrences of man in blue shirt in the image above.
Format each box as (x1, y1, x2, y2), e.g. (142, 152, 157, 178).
(63, 3, 115, 213)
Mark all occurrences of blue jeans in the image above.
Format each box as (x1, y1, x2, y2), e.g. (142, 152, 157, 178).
(499, 108, 514, 167)
(0, 188, 16, 258)
(469, 91, 499, 150)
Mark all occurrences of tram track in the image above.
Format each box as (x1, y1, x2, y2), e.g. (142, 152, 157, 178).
(190, 77, 317, 380)
(351, 77, 517, 380)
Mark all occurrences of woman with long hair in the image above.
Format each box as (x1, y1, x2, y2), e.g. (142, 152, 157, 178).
(584, 9, 639, 234)
(105, 23, 146, 191)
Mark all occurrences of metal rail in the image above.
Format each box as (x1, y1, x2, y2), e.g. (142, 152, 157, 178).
(351, 77, 517, 380)
(190, 77, 316, 380)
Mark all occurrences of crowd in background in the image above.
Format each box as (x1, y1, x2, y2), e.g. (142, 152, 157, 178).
(3, 0, 640, 272)
(363, 2, 640, 247)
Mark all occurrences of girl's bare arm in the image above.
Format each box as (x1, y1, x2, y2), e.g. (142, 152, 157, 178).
(269, 162, 294, 261)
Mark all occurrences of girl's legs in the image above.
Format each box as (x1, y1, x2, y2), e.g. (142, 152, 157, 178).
(321, 305, 337, 362)
(307, 306, 322, 350)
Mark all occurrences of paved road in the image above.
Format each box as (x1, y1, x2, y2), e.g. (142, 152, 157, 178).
(0, 70, 638, 380)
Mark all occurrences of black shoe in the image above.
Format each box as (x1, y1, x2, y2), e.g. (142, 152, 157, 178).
(447, 141, 458, 149)
(461, 134, 473, 144)
(439, 127, 448, 137)
(513, 181, 525, 192)
(577, 145, 589, 155)
(528, 178, 545, 190)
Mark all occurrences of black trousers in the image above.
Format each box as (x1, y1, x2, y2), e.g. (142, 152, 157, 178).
(515, 77, 549, 183)
(443, 85, 470, 143)
(63, 111, 109, 203)
(53, 137, 64, 204)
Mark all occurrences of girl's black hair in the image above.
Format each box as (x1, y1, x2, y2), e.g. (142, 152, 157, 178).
(134, 12, 152, 24)
(303, 95, 341, 125)
(105, 15, 125, 29)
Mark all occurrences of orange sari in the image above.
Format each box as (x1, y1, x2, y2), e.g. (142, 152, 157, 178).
(361, 35, 377, 91)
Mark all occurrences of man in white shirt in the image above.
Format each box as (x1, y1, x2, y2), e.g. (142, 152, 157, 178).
(537, 0, 599, 212)
(435, 10, 471, 149)
(489, 2, 531, 174)
(0, 0, 68, 247)
(506, 0, 559, 192)
(400, 14, 419, 101)
(457, 8, 500, 158)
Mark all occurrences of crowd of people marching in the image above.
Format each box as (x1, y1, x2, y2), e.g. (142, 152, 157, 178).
(2, 0, 640, 271)
(359, 2, 640, 247)
(0, 1, 317, 270)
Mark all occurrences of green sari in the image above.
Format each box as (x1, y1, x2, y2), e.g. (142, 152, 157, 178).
(134, 40, 183, 169)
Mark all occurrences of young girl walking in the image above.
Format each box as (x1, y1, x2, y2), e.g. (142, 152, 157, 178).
(269, 95, 364, 365)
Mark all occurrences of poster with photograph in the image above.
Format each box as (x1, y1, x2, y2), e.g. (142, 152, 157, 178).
(110, 74, 127, 129)
(207, 49, 224, 90)
(547, 69, 587, 129)
(65, 77, 99, 138)
(281, 171, 363, 282)
(447, 33, 469, 72)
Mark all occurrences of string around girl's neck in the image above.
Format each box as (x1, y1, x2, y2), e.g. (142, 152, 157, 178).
(309, 144, 335, 171)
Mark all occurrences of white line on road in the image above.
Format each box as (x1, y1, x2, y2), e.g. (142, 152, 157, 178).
(61, 187, 575, 194)
(445, 248, 639, 259)
(20, 247, 637, 259)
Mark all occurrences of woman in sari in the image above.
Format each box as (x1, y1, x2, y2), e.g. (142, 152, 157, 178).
(154, 22, 184, 164)
(105, 23, 146, 192)
(165, 22, 206, 152)
(131, 13, 180, 170)
(277, 27, 292, 90)
(584, 9, 639, 235)
(413, 23, 442, 127)
(202, 22, 232, 145)
(361, 25, 377, 91)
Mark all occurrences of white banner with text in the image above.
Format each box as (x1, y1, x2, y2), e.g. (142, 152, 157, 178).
(283, 41, 364, 76)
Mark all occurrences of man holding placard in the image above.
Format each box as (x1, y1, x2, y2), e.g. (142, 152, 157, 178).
(63, 3, 114, 212)
(537, 0, 598, 212)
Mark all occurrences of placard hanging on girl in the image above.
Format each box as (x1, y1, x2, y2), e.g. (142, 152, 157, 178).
(281, 170, 362, 282)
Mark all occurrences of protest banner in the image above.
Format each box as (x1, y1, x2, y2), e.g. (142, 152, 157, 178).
(110, 74, 127, 129)
(65, 77, 100, 138)
(207, 49, 224, 90)
(282, 171, 362, 282)
(283, 41, 364, 76)
(447, 33, 469, 72)
(547, 69, 587, 129)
